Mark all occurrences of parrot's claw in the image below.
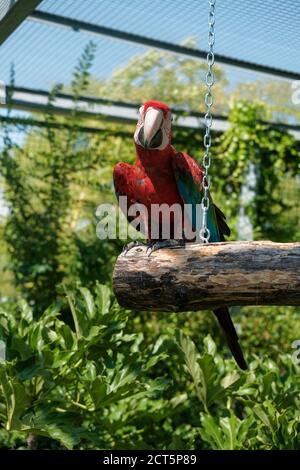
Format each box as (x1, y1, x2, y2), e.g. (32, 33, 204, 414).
(122, 240, 145, 255)
(146, 239, 185, 256)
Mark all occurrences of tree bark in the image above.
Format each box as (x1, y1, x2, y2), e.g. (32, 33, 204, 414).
(113, 241, 300, 311)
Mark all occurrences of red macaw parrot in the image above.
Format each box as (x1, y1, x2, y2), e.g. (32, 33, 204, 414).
(113, 100, 247, 370)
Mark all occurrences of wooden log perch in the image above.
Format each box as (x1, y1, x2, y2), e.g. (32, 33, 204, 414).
(113, 241, 300, 311)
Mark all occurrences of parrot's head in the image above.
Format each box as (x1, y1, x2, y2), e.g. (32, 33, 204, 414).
(134, 100, 172, 151)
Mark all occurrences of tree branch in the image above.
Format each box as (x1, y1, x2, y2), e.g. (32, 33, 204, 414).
(113, 241, 300, 311)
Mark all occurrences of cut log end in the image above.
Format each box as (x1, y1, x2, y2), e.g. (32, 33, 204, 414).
(112, 241, 300, 312)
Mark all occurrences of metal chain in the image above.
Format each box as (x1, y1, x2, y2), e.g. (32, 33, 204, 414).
(200, 0, 216, 243)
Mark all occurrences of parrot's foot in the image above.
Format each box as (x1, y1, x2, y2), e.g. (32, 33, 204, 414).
(122, 240, 145, 255)
(146, 239, 185, 256)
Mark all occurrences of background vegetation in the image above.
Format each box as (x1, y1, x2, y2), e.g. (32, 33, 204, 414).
(0, 42, 299, 449)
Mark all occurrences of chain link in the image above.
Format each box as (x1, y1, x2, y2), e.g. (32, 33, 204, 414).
(200, 0, 216, 243)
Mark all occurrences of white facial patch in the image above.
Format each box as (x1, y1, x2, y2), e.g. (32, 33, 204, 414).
(134, 106, 172, 150)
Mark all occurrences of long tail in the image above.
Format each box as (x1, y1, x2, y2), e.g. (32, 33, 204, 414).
(213, 307, 247, 370)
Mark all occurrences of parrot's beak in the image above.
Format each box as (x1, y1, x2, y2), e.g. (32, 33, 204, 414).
(141, 108, 164, 149)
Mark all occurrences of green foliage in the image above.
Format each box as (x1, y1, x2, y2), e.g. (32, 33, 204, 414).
(214, 100, 300, 240)
(0, 286, 299, 450)
(175, 330, 300, 450)
(0, 42, 121, 311)
(83, 38, 228, 114)
(0, 285, 168, 449)
(233, 80, 300, 123)
(75, 39, 300, 124)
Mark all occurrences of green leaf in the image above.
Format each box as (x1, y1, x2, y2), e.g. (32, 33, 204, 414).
(95, 283, 111, 315)
(220, 414, 237, 450)
(253, 402, 276, 432)
(65, 291, 81, 337)
(90, 377, 107, 408)
(39, 303, 61, 325)
(79, 287, 95, 320)
(109, 363, 141, 393)
(65, 289, 88, 338)
(56, 322, 75, 350)
(200, 414, 224, 450)
(28, 324, 44, 351)
(198, 353, 226, 409)
(45, 425, 80, 450)
(0, 366, 29, 430)
(203, 334, 217, 356)
(175, 331, 226, 411)
(221, 371, 241, 389)
(175, 329, 201, 387)
(201, 413, 254, 450)
(18, 300, 33, 324)
(10, 337, 32, 360)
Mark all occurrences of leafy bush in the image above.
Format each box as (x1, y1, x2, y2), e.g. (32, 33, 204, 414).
(0, 285, 299, 450)
(0, 285, 167, 449)
(0, 43, 121, 312)
(176, 330, 300, 449)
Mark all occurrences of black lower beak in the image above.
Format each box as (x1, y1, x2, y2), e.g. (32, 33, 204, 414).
(138, 127, 146, 147)
(138, 126, 163, 149)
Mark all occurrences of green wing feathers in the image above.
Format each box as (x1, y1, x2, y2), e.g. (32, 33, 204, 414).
(172, 152, 230, 242)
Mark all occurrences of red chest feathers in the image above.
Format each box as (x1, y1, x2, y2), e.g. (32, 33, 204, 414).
(131, 165, 182, 208)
